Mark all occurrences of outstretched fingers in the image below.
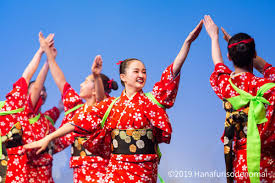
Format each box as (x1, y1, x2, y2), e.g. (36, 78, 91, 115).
(92, 55, 103, 75)
(221, 27, 231, 42)
(203, 15, 219, 39)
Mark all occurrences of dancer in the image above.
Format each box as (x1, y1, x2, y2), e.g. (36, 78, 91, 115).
(204, 15, 275, 183)
(24, 34, 63, 183)
(0, 34, 53, 183)
(45, 44, 118, 182)
(25, 20, 203, 183)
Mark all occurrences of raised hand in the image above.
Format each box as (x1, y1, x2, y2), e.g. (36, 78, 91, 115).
(39, 32, 50, 52)
(203, 15, 219, 40)
(91, 55, 103, 76)
(221, 27, 231, 42)
(24, 135, 51, 155)
(50, 47, 58, 59)
(185, 20, 203, 44)
(45, 33, 55, 47)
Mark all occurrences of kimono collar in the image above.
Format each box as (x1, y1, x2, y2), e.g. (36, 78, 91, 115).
(120, 89, 144, 101)
(230, 71, 253, 78)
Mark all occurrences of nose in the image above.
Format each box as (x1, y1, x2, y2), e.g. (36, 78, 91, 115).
(138, 71, 144, 78)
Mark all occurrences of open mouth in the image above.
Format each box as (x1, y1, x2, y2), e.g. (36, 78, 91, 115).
(136, 78, 144, 84)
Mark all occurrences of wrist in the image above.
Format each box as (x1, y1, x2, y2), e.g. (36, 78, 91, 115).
(46, 134, 53, 141)
(38, 48, 44, 54)
(93, 73, 100, 77)
(211, 35, 219, 41)
(183, 40, 192, 47)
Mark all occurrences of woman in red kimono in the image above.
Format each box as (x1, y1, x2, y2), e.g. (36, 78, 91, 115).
(25, 21, 203, 183)
(24, 39, 64, 183)
(0, 33, 54, 183)
(45, 46, 118, 183)
(204, 15, 275, 183)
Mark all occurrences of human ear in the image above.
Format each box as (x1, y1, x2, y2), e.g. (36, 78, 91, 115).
(120, 74, 126, 83)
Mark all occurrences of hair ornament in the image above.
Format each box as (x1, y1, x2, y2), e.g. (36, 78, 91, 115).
(107, 79, 114, 89)
(228, 38, 254, 49)
(116, 60, 124, 65)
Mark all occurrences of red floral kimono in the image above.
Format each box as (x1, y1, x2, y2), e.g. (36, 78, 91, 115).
(0, 77, 34, 183)
(54, 82, 109, 183)
(24, 96, 60, 183)
(210, 63, 275, 183)
(70, 64, 179, 183)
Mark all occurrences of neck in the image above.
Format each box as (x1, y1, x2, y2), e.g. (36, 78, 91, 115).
(124, 87, 139, 99)
(85, 97, 96, 106)
(234, 64, 253, 74)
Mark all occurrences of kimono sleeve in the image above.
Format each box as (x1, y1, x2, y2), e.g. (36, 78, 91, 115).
(209, 63, 232, 99)
(44, 107, 60, 124)
(152, 63, 180, 109)
(263, 63, 275, 82)
(144, 100, 172, 144)
(2, 77, 28, 111)
(71, 97, 114, 134)
(62, 82, 83, 112)
(52, 132, 76, 154)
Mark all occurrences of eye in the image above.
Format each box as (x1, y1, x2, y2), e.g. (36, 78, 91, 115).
(134, 70, 139, 73)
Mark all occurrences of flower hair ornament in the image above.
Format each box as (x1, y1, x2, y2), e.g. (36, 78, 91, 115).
(107, 79, 114, 89)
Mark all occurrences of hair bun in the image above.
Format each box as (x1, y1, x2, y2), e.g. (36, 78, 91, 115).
(111, 81, 118, 90)
(236, 43, 248, 52)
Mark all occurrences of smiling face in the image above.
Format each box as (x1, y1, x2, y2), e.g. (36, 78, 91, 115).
(79, 74, 96, 99)
(120, 60, 147, 92)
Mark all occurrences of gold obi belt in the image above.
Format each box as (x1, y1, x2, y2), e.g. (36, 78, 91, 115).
(111, 128, 156, 155)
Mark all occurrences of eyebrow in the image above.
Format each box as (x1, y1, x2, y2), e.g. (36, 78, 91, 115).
(132, 68, 146, 71)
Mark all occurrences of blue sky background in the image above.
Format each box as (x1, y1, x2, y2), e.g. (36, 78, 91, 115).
(0, 1, 274, 182)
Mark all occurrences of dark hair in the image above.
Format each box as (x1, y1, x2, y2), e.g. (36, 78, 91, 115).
(119, 58, 143, 87)
(28, 80, 46, 91)
(228, 33, 255, 68)
(100, 73, 118, 94)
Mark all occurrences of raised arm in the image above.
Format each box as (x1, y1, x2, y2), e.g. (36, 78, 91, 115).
(22, 48, 44, 85)
(29, 61, 49, 108)
(47, 46, 67, 93)
(91, 55, 105, 102)
(203, 15, 224, 65)
(173, 20, 203, 77)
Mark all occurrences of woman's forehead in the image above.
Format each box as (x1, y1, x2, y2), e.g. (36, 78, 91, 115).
(128, 60, 145, 69)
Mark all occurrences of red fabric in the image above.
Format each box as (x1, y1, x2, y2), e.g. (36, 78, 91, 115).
(0, 77, 32, 183)
(104, 154, 159, 183)
(152, 63, 180, 109)
(0, 77, 28, 136)
(28, 164, 54, 183)
(72, 158, 108, 183)
(5, 154, 28, 183)
(25, 96, 60, 183)
(210, 63, 275, 182)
